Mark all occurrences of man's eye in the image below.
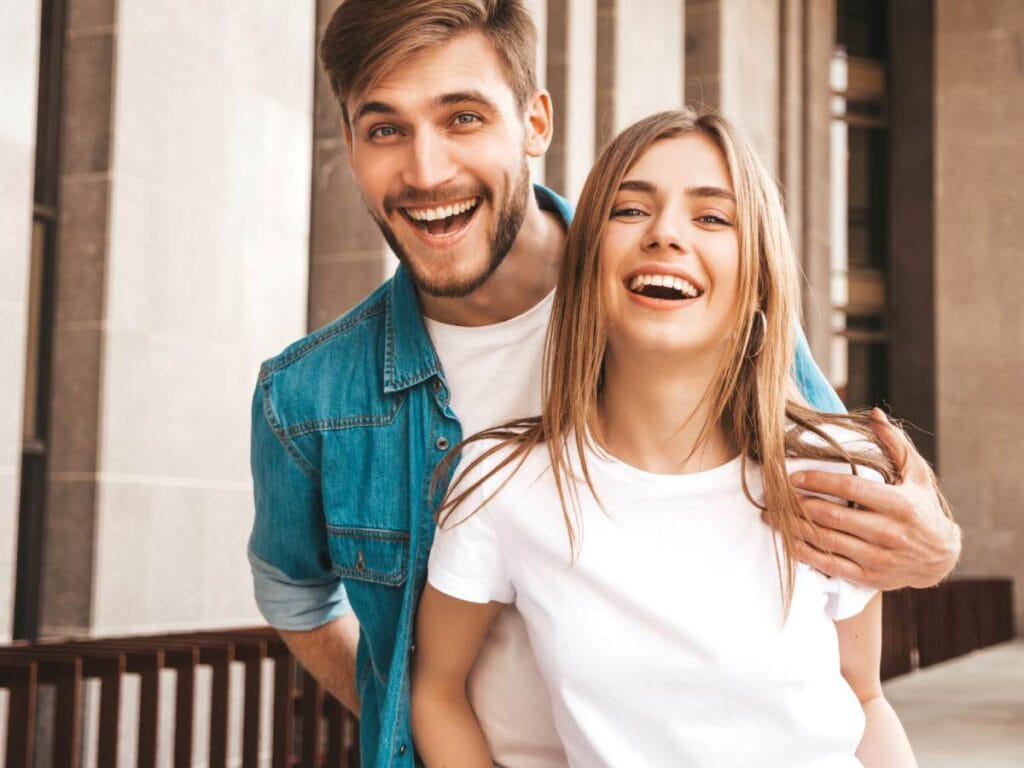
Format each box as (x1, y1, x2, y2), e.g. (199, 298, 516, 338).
(453, 113, 481, 126)
(369, 125, 399, 139)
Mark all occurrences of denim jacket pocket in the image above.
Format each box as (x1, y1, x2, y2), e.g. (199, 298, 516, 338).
(326, 526, 410, 586)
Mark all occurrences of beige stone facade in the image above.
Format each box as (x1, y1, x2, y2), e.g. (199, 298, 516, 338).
(1, 0, 1021, 647)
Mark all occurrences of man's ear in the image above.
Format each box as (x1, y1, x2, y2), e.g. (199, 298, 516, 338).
(524, 89, 554, 159)
(342, 117, 355, 162)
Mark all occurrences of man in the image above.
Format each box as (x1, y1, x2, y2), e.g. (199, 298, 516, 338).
(248, 2, 960, 766)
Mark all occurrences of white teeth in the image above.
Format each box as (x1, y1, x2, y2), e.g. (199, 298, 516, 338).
(405, 199, 478, 221)
(628, 273, 701, 298)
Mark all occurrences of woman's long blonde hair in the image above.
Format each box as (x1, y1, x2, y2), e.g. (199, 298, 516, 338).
(437, 108, 942, 611)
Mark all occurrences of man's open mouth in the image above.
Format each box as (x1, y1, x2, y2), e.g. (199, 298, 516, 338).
(400, 198, 480, 237)
(626, 273, 704, 301)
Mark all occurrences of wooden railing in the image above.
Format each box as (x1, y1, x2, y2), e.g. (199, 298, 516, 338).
(0, 578, 1014, 767)
(0, 626, 357, 768)
(881, 577, 1015, 680)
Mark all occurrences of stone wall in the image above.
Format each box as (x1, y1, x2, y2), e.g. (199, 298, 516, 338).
(934, 0, 1024, 632)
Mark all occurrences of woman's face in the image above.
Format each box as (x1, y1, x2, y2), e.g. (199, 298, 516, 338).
(599, 133, 741, 371)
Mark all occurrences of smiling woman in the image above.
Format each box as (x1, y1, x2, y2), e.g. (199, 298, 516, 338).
(411, 108, 920, 768)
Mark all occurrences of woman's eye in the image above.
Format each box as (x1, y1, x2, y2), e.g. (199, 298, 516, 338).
(697, 213, 731, 226)
(611, 207, 646, 218)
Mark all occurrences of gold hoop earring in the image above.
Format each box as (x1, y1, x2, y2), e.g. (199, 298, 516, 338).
(746, 309, 767, 359)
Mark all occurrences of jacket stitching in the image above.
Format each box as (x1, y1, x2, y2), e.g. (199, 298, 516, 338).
(261, 303, 386, 377)
(260, 374, 321, 483)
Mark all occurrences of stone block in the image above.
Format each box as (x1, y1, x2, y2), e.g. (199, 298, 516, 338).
(310, 140, 382, 256)
(48, 326, 102, 475)
(55, 175, 109, 324)
(308, 254, 386, 330)
(38, 478, 96, 634)
(60, 30, 114, 175)
(67, 0, 115, 32)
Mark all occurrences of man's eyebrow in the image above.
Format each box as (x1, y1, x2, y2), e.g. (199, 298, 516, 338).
(618, 180, 656, 193)
(352, 101, 397, 124)
(434, 90, 499, 110)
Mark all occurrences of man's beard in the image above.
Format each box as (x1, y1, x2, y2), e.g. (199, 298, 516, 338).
(370, 159, 531, 298)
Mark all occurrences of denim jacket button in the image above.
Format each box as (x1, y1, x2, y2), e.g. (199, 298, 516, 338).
(431, 379, 442, 392)
(398, 743, 407, 756)
(355, 550, 366, 572)
(435, 436, 449, 451)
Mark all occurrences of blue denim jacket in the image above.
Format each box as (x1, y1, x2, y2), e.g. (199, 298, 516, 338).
(248, 185, 844, 768)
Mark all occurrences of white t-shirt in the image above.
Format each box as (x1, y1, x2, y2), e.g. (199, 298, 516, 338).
(428, 429, 881, 768)
(424, 291, 568, 768)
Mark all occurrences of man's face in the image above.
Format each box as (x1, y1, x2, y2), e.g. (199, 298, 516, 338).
(344, 32, 536, 298)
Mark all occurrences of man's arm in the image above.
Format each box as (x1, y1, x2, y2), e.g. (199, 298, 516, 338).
(782, 408, 960, 589)
(249, 378, 362, 714)
(280, 614, 361, 716)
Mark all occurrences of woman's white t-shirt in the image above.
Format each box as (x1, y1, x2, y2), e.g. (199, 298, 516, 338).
(428, 430, 881, 768)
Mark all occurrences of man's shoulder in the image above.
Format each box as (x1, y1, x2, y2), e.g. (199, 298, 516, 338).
(255, 278, 399, 426)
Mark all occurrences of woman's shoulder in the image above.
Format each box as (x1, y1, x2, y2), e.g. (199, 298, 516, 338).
(448, 435, 554, 516)
(785, 420, 887, 484)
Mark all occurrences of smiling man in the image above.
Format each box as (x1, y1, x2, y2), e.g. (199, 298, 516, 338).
(247, 2, 961, 767)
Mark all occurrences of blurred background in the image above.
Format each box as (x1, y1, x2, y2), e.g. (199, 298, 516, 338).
(1, 0, 1021, 765)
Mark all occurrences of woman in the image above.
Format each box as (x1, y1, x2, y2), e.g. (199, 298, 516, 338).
(410, 109, 921, 767)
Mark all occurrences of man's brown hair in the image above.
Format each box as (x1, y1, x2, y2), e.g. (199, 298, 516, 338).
(320, 0, 538, 125)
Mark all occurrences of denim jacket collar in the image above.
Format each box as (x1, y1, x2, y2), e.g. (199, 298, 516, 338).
(383, 265, 440, 393)
(382, 183, 575, 394)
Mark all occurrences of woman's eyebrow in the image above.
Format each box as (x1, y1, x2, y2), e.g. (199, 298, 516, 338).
(688, 185, 736, 202)
(617, 180, 735, 203)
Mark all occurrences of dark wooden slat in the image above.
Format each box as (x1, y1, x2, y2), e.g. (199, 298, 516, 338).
(136, 653, 162, 768)
(236, 642, 267, 768)
(206, 645, 234, 768)
(173, 660, 195, 768)
(53, 656, 83, 768)
(272, 656, 296, 768)
(325, 696, 344, 767)
(301, 672, 324, 768)
(1, 662, 37, 768)
(97, 658, 125, 768)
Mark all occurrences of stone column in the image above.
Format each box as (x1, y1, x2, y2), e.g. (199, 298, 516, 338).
(308, 0, 390, 331)
(545, 0, 597, 203)
(0, 0, 42, 641)
(39, 0, 316, 636)
(597, 0, 685, 147)
(933, 0, 1024, 632)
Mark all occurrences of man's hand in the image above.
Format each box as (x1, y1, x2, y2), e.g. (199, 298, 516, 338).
(776, 408, 961, 590)
(279, 613, 361, 716)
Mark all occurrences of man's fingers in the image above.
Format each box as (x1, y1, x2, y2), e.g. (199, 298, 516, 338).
(789, 469, 902, 516)
(869, 408, 930, 485)
(790, 540, 866, 583)
(796, 497, 906, 549)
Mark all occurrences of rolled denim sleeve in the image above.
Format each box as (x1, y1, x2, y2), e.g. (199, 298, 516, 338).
(793, 328, 846, 414)
(248, 379, 351, 630)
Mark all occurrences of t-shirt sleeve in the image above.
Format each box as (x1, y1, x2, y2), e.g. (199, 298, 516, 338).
(791, 426, 885, 621)
(427, 443, 515, 605)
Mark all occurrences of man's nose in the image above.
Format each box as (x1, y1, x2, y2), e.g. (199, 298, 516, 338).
(402, 130, 458, 190)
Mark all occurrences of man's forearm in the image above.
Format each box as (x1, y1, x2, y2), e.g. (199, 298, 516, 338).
(279, 613, 361, 716)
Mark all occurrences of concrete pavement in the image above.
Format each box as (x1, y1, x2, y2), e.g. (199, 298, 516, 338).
(883, 639, 1024, 767)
